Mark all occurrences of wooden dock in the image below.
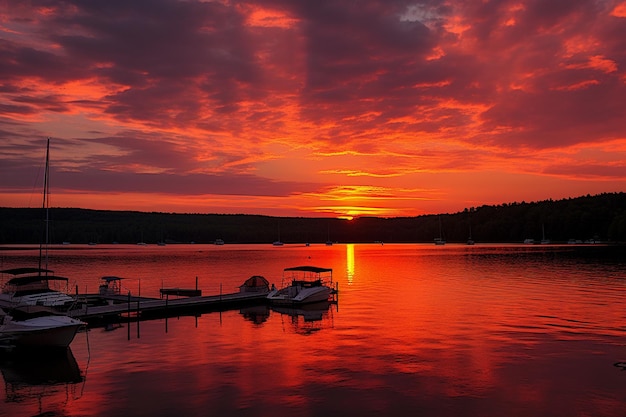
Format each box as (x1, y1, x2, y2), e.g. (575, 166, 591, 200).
(68, 291, 269, 323)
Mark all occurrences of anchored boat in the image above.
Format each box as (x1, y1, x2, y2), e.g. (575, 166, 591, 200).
(267, 266, 336, 305)
(0, 268, 76, 309)
(0, 306, 85, 348)
(0, 139, 78, 311)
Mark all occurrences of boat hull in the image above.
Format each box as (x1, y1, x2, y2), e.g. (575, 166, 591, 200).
(1, 316, 85, 348)
(0, 292, 76, 308)
(267, 286, 331, 306)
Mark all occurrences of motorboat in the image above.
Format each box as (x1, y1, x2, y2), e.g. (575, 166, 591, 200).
(0, 306, 86, 348)
(99, 276, 124, 296)
(0, 267, 77, 309)
(267, 266, 336, 305)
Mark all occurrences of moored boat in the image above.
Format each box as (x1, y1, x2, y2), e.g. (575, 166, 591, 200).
(0, 139, 78, 312)
(267, 266, 336, 305)
(0, 306, 86, 348)
(0, 268, 76, 309)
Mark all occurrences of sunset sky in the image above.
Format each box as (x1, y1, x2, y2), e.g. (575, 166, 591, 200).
(1, 0, 625, 218)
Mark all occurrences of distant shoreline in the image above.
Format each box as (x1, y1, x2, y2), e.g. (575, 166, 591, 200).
(2, 193, 625, 245)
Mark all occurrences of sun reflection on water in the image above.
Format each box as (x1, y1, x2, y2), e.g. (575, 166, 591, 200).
(346, 243, 355, 285)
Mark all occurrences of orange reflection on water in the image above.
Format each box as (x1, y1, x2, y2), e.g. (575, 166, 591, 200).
(1, 244, 624, 417)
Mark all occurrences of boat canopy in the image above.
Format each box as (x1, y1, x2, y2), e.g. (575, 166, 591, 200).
(241, 275, 270, 288)
(6, 275, 69, 285)
(284, 266, 332, 273)
(101, 276, 125, 282)
(0, 267, 54, 275)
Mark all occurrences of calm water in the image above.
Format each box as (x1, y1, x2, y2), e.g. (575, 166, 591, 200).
(1, 243, 625, 417)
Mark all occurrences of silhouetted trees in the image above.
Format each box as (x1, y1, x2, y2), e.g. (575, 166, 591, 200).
(1, 192, 625, 244)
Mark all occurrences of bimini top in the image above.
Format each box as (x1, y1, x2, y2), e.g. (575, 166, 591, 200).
(284, 266, 332, 273)
(101, 276, 125, 283)
(1, 267, 54, 276)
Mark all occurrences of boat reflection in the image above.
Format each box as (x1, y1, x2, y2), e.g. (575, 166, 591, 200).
(239, 305, 270, 325)
(1, 347, 85, 413)
(271, 301, 336, 335)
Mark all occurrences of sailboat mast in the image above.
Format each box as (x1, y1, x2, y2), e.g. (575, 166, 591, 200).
(39, 137, 50, 272)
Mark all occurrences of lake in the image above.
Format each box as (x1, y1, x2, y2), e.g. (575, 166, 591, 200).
(1, 243, 625, 417)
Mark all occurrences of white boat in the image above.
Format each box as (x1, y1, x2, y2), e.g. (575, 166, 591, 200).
(267, 266, 336, 305)
(214, 238, 225, 245)
(0, 267, 76, 308)
(0, 307, 85, 348)
(0, 139, 77, 310)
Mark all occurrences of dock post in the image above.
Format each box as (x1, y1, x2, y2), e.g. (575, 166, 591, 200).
(165, 294, 169, 334)
(137, 297, 140, 339)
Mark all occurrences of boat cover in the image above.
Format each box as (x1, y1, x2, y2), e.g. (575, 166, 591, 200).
(0, 268, 54, 275)
(6, 275, 69, 285)
(101, 276, 125, 282)
(241, 275, 269, 288)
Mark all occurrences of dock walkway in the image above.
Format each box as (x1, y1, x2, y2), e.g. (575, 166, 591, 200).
(69, 291, 269, 322)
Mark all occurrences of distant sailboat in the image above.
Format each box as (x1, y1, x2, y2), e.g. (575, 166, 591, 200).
(467, 214, 475, 245)
(434, 216, 446, 245)
(325, 222, 333, 246)
(273, 220, 284, 246)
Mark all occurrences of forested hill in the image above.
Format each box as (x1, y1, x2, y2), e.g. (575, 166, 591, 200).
(1, 193, 625, 244)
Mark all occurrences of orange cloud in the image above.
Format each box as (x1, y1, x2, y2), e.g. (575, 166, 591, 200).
(1, 0, 625, 218)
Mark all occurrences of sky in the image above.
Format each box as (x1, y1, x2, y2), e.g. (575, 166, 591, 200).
(1, 0, 625, 219)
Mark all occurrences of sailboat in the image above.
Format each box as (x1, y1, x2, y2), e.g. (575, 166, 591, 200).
(0, 139, 78, 309)
(467, 214, 475, 245)
(272, 219, 284, 246)
(325, 222, 333, 246)
(434, 216, 446, 245)
(540, 223, 550, 244)
(0, 139, 85, 348)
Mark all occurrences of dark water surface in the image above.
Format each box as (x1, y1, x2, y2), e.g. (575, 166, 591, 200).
(1, 243, 625, 417)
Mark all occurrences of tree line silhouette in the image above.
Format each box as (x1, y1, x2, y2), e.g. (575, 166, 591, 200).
(1, 192, 625, 244)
